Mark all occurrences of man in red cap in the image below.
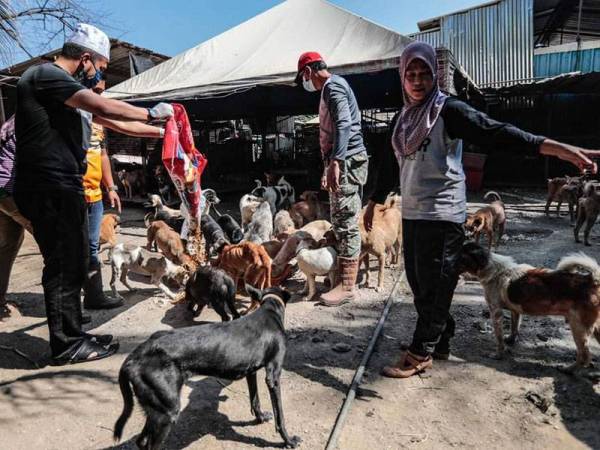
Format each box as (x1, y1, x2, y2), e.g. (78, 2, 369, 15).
(296, 52, 368, 306)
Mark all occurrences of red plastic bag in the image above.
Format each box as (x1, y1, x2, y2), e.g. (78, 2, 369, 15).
(162, 104, 207, 220)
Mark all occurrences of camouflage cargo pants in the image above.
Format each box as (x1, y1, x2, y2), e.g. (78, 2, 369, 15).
(330, 151, 369, 258)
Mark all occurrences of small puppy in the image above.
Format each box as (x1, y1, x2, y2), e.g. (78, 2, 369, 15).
(274, 210, 296, 239)
(244, 201, 273, 244)
(184, 266, 239, 321)
(99, 213, 120, 248)
(359, 197, 402, 292)
(114, 285, 301, 450)
(239, 193, 262, 231)
(200, 214, 228, 255)
(465, 191, 505, 250)
(289, 191, 329, 228)
(218, 241, 272, 312)
(217, 214, 244, 244)
(574, 182, 600, 246)
(296, 238, 337, 301)
(109, 243, 188, 300)
(458, 242, 600, 371)
(146, 220, 195, 268)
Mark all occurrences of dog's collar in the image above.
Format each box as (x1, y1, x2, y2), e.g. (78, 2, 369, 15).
(262, 293, 286, 309)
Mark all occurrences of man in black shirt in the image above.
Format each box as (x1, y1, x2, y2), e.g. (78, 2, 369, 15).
(15, 23, 174, 365)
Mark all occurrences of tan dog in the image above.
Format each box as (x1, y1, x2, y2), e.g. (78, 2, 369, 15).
(99, 213, 120, 248)
(359, 197, 402, 292)
(289, 191, 329, 228)
(118, 169, 144, 199)
(217, 241, 272, 312)
(465, 191, 506, 250)
(146, 220, 195, 269)
(575, 182, 600, 246)
(545, 176, 582, 219)
(274, 210, 296, 240)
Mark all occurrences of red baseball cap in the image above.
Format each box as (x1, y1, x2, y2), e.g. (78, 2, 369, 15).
(295, 51, 324, 84)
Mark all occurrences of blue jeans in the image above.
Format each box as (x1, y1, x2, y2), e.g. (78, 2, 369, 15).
(87, 200, 103, 265)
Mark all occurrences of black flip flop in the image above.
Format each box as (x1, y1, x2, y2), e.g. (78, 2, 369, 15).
(52, 339, 119, 366)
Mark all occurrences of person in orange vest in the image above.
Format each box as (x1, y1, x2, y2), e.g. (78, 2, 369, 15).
(82, 77, 164, 310)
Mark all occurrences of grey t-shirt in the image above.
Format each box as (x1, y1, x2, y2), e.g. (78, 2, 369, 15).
(370, 98, 546, 223)
(399, 117, 466, 223)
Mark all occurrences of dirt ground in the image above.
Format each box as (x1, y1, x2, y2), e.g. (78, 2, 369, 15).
(1, 189, 600, 450)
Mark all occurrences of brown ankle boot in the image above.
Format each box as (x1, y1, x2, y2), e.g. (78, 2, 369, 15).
(319, 256, 359, 307)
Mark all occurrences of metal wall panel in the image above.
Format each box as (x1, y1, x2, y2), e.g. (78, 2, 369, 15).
(410, 0, 534, 86)
(534, 47, 600, 78)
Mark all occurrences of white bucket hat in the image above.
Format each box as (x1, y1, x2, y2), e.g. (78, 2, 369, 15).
(67, 23, 110, 61)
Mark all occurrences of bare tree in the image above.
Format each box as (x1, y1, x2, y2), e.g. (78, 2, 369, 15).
(0, 0, 108, 66)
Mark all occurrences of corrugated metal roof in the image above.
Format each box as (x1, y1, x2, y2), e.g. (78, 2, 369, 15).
(411, 0, 534, 87)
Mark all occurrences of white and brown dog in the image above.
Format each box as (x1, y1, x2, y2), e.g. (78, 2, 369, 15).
(458, 242, 600, 372)
(109, 243, 189, 300)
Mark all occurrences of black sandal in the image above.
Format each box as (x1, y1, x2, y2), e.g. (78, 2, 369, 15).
(83, 333, 113, 345)
(52, 338, 119, 366)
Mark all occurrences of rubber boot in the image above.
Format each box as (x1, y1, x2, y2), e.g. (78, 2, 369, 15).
(83, 261, 123, 310)
(319, 256, 359, 307)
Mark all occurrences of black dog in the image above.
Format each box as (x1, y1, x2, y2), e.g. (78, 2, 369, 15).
(201, 214, 228, 255)
(217, 214, 244, 244)
(114, 285, 301, 449)
(251, 177, 295, 215)
(185, 265, 239, 321)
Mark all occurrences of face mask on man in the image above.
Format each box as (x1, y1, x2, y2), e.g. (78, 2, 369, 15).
(75, 57, 104, 89)
(302, 76, 317, 92)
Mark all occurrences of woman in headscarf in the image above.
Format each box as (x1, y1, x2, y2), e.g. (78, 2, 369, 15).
(366, 41, 599, 378)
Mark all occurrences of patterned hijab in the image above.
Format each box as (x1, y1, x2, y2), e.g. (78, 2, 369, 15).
(392, 42, 447, 157)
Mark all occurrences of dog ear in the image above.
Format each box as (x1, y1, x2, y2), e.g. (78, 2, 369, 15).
(279, 289, 292, 304)
(245, 283, 262, 303)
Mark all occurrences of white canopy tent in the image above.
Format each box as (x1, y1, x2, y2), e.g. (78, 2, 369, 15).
(105, 0, 413, 102)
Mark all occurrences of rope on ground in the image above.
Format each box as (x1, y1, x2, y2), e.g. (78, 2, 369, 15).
(324, 276, 402, 450)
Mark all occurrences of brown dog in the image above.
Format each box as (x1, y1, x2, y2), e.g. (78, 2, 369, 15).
(289, 191, 329, 228)
(118, 169, 145, 199)
(545, 176, 582, 219)
(458, 242, 600, 372)
(359, 196, 402, 292)
(217, 241, 272, 312)
(465, 191, 506, 250)
(99, 213, 120, 248)
(146, 220, 195, 269)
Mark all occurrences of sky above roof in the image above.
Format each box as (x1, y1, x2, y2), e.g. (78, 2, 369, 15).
(7, 0, 485, 65)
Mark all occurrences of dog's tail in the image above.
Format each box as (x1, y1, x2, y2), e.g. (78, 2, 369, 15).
(484, 191, 502, 203)
(113, 365, 135, 442)
(557, 252, 600, 284)
(254, 179, 262, 189)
